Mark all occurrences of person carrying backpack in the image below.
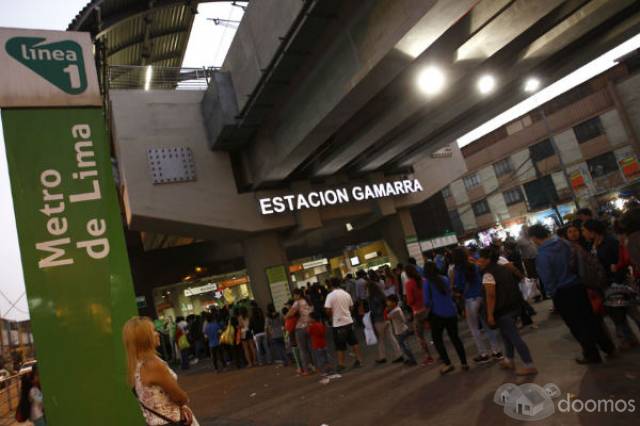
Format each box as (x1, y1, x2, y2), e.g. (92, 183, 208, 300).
(529, 224, 615, 364)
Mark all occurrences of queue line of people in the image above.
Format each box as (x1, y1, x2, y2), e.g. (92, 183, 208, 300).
(122, 206, 640, 425)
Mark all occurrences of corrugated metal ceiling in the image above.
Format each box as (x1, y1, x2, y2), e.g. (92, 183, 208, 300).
(68, 0, 223, 67)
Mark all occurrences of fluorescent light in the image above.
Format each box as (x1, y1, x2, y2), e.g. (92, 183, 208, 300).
(477, 74, 496, 94)
(524, 77, 541, 93)
(417, 66, 446, 95)
(458, 33, 640, 148)
(144, 65, 153, 91)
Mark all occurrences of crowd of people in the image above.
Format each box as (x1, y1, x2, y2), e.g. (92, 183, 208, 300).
(148, 208, 640, 379)
(125, 206, 640, 424)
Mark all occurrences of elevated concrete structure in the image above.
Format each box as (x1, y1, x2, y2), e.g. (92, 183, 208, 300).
(107, 0, 640, 310)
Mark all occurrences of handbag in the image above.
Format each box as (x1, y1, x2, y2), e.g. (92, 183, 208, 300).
(132, 388, 188, 426)
(587, 288, 605, 316)
(220, 324, 235, 345)
(178, 334, 190, 350)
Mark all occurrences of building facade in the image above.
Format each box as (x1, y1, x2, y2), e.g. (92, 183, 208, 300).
(443, 62, 640, 238)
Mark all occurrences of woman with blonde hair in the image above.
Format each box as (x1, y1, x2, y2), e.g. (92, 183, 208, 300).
(123, 316, 198, 426)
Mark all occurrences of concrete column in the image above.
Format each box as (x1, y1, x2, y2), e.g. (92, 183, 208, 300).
(607, 81, 640, 153)
(242, 231, 290, 310)
(380, 208, 417, 264)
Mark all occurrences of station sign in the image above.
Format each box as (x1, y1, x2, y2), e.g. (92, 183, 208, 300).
(258, 178, 424, 215)
(0, 27, 140, 425)
(0, 28, 101, 107)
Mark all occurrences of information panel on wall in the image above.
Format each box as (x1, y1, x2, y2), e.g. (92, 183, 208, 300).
(266, 265, 292, 310)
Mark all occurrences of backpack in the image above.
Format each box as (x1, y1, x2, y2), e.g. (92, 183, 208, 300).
(570, 242, 608, 290)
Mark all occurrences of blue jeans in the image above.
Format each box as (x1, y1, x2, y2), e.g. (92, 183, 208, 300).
(465, 297, 500, 355)
(254, 333, 272, 365)
(180, 348, 190, 370)
(270, 337, 288, 365)
(295, 328, 315, 372)
(496, 311, 533, 364)
(313, 348, 332, 374)
(395, 330, 416, 363)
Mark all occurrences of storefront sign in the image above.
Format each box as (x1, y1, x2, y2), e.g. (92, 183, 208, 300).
(302, 258, 329, 269)
(405, 236, 423, 266)
(364, 251, 379, 260)
(288, 264, 303, 273)
(619, 155, 640, 179)
(184, 282, 218, 296)
(220, 276, 249, 288)
(258, 178, 424, 215)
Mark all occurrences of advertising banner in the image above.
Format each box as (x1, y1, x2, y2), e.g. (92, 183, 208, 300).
(1, 108, 142, 425)
(266, 265, 291, 310)
(618, 154, 640, 180)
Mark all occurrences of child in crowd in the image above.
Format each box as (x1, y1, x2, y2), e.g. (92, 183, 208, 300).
(308, 311, 333, 376)
(283, 305, 302, 374)
(386, 295, 417, 366)
(266, 304, 288, 366)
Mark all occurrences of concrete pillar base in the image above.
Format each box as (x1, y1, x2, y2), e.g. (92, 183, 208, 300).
(242, 232, 290, 310)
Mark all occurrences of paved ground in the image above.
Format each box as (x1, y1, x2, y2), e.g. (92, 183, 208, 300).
(181, 300, 640, 426)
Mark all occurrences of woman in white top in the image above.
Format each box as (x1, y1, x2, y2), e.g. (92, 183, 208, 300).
(29, 365, 45, 426)
(123, 316, 198, 426)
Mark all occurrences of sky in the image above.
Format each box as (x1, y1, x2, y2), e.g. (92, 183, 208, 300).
(0, 1, 241, 321)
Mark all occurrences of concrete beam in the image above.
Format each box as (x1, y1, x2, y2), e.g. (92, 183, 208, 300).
(397, 0, 638, 167)
(352, 0, 570, 174)
(247, 0, 478, 186)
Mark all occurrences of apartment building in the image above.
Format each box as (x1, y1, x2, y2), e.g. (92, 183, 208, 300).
(443, 60, 640, 238)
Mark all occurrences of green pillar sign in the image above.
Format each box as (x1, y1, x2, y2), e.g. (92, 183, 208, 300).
(1, 26, 141, 425)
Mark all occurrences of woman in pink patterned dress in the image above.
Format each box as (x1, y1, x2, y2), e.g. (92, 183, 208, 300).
(124, 317, 198, 426)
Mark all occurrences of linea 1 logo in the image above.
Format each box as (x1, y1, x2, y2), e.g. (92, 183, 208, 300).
(5, 37, 87, 94)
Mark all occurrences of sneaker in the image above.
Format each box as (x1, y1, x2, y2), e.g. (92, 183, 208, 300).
(473, 354, 491, 364)
(336, 365, 346, 373)
(351, 360, 362, 369)
(392, 356, 404, 364)
(499, 359, 515, 370)
(375, 358, 387, 364)
(575, 357, 602, 365)
(492, 352, 504, 360)
(421, 356, 435, 366)
(439, 364, 455, 375)
(404, 360, 418, 366)
(516, 367, 538, 376)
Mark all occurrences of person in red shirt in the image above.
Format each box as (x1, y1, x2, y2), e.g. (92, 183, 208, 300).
(308, 312, 333, 376)
(405, 264, 435, 365)
(283, 305, 302, 374)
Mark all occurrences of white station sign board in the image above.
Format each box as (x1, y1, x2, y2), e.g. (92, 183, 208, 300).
(0, 27, 101, 107)
(259, 178, 424, 215)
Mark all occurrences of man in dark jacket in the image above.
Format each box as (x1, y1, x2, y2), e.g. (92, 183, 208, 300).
(529, 224, 615, 364)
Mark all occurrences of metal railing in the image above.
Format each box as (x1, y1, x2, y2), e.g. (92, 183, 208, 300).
(0, 373, 24, 422)
(107, 65, 219, 91)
